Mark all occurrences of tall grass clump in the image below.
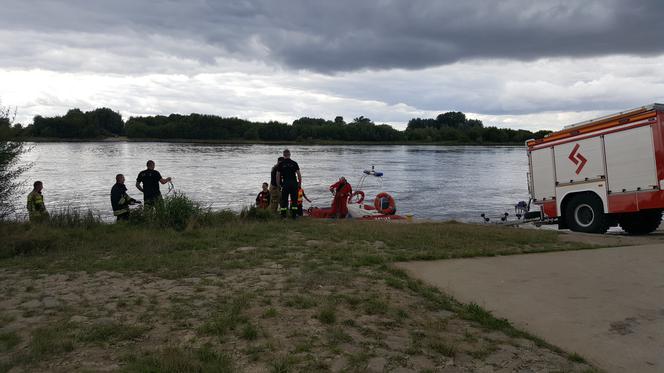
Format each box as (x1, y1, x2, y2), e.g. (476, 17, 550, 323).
(240, 205, 276, 221)
(129, 192, 246, 230)
(131, 192, 203, 230)
(47, 208, 103, 228)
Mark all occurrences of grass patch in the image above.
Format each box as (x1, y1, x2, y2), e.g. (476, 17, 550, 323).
(317, 307, 336, 325)
(0, 314, 15, 328)
(362, 295, 388, 315)
(0, 331, 20, 352)
(568, 352, 587, 363)
(46, 208, 103, 229)
(241, 323, 259, 341)
(283, 295, 317, 309)
(29, 324, 76, 359)
(262, 307, 278, 318)
(459, 303, 512, 332)
(199, 296, 250, 337)
(0, 218, 599, 371)
(122, 346, 233, 373)
(468, 343, 498, 360)
(78, 322, 146, 344)
(326, 327, 353, 346)
(270, 355, 296, 373)
(0, 220, 589, 277)
(429, 340, 457, 357)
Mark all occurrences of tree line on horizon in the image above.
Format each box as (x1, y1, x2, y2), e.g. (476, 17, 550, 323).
(2, 107, 553, 144)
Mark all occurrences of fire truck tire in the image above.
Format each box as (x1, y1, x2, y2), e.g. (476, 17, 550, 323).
(619, 210, 662, 235)
(565, 194, 609, 234)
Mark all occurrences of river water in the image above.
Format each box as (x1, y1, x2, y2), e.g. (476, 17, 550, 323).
(15, 142, 530, 222)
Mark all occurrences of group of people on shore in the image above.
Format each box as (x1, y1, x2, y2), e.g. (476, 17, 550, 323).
(27, 159, 173, 222)
(25, 148, 353, 223)
(256, 148, 353, 219)
(257, 149, 312, 219)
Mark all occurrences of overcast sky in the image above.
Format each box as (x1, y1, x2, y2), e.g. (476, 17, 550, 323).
(1, 0, 663, 131)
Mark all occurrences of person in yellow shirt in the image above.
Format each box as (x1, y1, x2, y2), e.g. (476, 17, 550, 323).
(27, 181, 48, 222)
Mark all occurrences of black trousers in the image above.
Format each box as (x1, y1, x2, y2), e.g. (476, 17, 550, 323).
(144, 194, 163, 207)
(280, 180, 298, 217)
(116, 212, 130, 222)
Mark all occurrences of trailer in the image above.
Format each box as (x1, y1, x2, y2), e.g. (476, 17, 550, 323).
(526, 103, 664, 234)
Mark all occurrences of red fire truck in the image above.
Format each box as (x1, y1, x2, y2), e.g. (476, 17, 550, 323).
(527, 103, 664, 234)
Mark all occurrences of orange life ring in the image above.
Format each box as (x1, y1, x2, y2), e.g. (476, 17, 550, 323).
(374, 192, 396, 215)
(350, 191, 365, 204)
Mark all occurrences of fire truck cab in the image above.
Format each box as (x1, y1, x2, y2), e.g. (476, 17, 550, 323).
(527, 104, 664, 234)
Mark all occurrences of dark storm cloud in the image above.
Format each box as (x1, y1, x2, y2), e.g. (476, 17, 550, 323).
(1, 0, 663, 73)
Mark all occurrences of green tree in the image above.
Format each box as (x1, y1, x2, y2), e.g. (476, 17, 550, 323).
(86, 107, 124, 136)
(0, 105, 29, 220)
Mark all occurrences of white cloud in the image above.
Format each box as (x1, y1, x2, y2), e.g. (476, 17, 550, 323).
(2, 54, 664, 132)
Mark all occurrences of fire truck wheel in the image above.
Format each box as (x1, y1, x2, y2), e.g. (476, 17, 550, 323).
(565, 194, 609, 234)
(619, 210, 662, 235)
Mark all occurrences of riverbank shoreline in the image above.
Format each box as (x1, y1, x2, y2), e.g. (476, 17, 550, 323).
(0, 220, 598, 372)
(16, 136, 526, 146)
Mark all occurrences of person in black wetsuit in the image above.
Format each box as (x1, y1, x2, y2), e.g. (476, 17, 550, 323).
(276, 149, 302, 219)
(111, 174, 140, 221)
(136, 160, 172, 206)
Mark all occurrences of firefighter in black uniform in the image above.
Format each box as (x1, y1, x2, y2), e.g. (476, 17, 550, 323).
(136, 160, 172, 206)
(111, 174, 140, 221)
(276, 149, 302, 219)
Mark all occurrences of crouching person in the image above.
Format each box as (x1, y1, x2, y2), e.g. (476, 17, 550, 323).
(111, 174, 141, 222)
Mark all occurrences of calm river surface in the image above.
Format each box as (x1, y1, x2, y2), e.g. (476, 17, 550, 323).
(16, 143, 529, 222)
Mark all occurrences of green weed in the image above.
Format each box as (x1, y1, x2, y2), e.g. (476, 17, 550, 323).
(241, 323, 258, 341)
(429, 340, 457, 357)
(200, 296, 249, 337)
(270, 355, 296, 373)
(29, 324, 76, 359)
(284, 295, 317, 309)
(568, 352, 587, 363)
(459, 303, 512, 332)
(261, 307, 278, 318)
(78, 322, 146, 344)
(122, 346, 233, 373)
(318, 307, 336, 325)
(0, 331, 20, 352)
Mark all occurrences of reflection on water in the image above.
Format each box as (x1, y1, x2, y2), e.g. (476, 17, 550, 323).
(16, 142, 529, 221)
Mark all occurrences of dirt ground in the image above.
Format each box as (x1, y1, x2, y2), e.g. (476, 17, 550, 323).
(397, 232, 664, 373)
(0, 265, 594, 372)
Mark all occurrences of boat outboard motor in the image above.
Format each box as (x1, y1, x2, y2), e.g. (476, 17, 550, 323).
(514, 200, 529, 219)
